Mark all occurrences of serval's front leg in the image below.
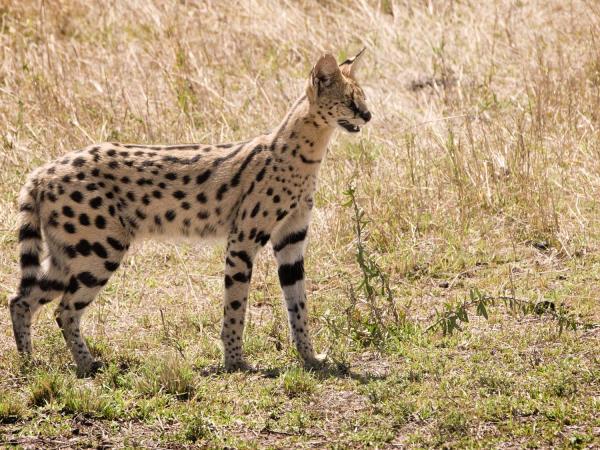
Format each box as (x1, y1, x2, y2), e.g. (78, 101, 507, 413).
(271, 208, 323, 368)
(221, 236, 260, 371)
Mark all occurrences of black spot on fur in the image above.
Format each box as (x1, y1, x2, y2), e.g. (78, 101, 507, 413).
(20, 252, 39, 268)
(66, 276, 79, 294)
(63, 223, 76, 234)
(105, 261, 120, 272)
(62, 205, 75, 218)
(232, 272, 249, 283)
(76, 239, 92, 256)
(92, 242, 108, 258)
(38, 278, 65, 292)
(95, 215, 106, 229)
(256, 231, 270, 246)
(230, 145, 263, 186)
(165, 210, 176, 221)
(18, 224, 41, 241)
(278, 259, 304, 286)
(196, 170, 211, 184)
(49, 211, 60, 227)
(70, 191, 84, 203)
(106, 236, 125, 251)
(72, 157, 86, 167)
(20, 276, 37, 292)
(230, 250, 252, 269)
(256, 167, 266, 182)
(276, 209, 288, 221)
(273, 228, 307, 252)
(77, 271, 99, 287)
(216, 183, 228, 200)
(89, 196, 103, 209)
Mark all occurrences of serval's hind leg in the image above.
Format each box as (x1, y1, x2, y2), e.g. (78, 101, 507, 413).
(54, 252, 124, 377)
(10, 257, 68, 355)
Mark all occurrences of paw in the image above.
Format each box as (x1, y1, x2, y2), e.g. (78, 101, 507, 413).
(76, 360, 104, 378)
(224, 358, 254, 372)
(303, 353, 328, 370)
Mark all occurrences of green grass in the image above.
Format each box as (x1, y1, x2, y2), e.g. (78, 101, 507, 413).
(0, 321, 598, 447)
(1, 0, 600, 448)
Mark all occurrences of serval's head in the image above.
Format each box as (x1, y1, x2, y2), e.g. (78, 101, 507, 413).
(306, 48, 371, 133)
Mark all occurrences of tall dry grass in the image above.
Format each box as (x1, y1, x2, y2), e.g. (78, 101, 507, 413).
(1, 1, 600, 447)
(0, 0, 599, 355)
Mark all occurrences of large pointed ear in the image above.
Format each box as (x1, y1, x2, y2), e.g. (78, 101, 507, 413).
(307, 53, 340, 101)
(340, 47, 366, 78)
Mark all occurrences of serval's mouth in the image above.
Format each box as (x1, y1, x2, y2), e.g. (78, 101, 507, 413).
(337, 120, 361, 133)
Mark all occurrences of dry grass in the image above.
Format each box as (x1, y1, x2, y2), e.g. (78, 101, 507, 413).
(1, 0, 599, 448)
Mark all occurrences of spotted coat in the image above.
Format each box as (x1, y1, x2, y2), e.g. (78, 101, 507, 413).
(9, 51, 371, 375)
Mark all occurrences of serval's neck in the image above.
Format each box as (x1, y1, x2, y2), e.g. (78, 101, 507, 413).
(268, 94, 335, 171)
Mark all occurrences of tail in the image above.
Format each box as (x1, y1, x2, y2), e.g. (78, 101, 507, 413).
(16, 178, 42, 295)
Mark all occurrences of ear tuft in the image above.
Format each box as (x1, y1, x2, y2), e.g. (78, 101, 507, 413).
(340, 47, 366, 78)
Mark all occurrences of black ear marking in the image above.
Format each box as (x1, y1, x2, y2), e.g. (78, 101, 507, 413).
(340, 47, 366, 78)
(339, 47, 366, 67)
